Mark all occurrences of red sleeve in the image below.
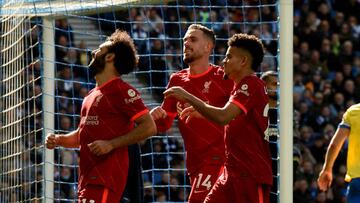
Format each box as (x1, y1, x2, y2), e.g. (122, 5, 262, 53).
(229, 99, 248, 115)
(155, 112, 176, 133)
(229, 78, 257, 114)
(155, 73, 179, 132)
(131, 109, 149, 121)
(118, 84, 148, 120)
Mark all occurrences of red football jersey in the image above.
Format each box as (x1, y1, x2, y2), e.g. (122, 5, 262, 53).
(77, 78, 148, 194)
(160, 65, 234, 175)
(226, 75, 272, 185)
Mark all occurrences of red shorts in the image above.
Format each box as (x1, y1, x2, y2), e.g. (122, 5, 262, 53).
(188, 164, 224, 203)
(78, 185, 122, 203)
(204, 167, 270, 203)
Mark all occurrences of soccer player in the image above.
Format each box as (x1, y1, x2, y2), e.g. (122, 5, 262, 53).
(150, 24, 234, 202)
(45, 30, 157, 202)
(164, 33, 272, 203)
(317, 103, 360, 203)
(261, 71, 278, 203)
(261, 71, 277, 111)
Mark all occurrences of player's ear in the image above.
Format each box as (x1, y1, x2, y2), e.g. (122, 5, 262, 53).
(205, 42, 213, 52)
(105, 53, 115, 62)
(238, 55, 248, 67)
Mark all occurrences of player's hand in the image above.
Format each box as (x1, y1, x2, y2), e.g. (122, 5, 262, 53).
(164, 87, 190, 101)
(150, 106, 167, 120)
(317, 170, 333, 191)
(88, 140, 113, 156)
(176, 102, 190, 115)
(179, 106, 203, 123)
(45, 133, 58, 149)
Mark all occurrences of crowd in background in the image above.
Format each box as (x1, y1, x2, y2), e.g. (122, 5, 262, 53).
(1, 0, 359, 202)
(293, 1, 359, 203)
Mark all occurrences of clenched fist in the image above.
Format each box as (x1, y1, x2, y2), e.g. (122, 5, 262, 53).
(45, 133, 58, 149)
(150, 106, 167, 120)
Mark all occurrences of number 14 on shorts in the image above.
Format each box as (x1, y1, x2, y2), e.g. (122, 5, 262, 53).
(195, 173, 212, 191)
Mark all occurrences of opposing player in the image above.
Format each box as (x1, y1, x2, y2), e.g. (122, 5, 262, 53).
(150, 24, 234, 202)
(318, 103, 360, 203)
(164, 33, 272, 203)
(261, 70, 279, 203)
(46, 30, 156, 202)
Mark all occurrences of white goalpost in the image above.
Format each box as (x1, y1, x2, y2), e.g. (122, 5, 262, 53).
(279, 0, 293, 203)
(42, 17, 56, 202)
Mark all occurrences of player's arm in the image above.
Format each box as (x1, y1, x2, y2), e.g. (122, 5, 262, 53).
(317, 127, 349, 191)
(150, 106, 177, 132)
(45, 128, 80, 149)
(164, 86, 242, 125)
(150, 72, 178, 132)
(88, 112, 157, 156)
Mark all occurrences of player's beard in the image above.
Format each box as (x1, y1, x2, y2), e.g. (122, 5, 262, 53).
(183, 49, 201, 65)
(223, 67, 229, 80)
(88, 53, 106, 76)
(269, 94, 277, 101)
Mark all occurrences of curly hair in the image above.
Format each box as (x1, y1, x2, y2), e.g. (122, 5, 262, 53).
(228, 33, 264, 71)
(106, 30, 138, 75)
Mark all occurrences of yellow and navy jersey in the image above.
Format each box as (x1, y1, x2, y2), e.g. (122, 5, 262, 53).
(340, 103, 360, 182)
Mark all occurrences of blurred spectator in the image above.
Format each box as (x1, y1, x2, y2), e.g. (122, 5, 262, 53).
(149, 39, 167, 98)
(55, 19, 74, 46)
(294, 178, 313, 203)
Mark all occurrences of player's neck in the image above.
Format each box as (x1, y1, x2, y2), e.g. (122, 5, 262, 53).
(269, 99, 277, 108)
(188, 60, 210, 75)
(234, 69, 255, 84)
(95, 67, 120, 87)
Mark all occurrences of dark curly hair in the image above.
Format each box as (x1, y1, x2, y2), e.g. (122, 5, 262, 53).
(106, 30, 138, 75)
(227, 34, 264, 71)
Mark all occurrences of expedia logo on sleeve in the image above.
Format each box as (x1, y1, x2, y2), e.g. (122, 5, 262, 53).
(236, 84, 249, 96)
(125, 88, 141, 104)
(241, 84, 248, 90)
(128, 89, 136, 97)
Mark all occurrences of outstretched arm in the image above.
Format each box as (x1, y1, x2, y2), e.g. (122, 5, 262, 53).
(88, 112, 157, 156)
(317, 127, 349, 191)
(164, 86, 242, 125)
(45, 129, 80, 149)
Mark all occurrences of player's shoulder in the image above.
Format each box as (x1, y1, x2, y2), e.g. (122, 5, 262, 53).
(100, 77, 123, 90)
(87, 88, 96, 95)
(108, 78, 141, 98)
(170, 68, 188, 77)
(210, 64, 224, 73)
(241, 75, 265, 87)
(120, 81, 139, 93)
(347, 103, 360, 111)
(169, 68, 189, 81)
(236, 75, 267, 99)
(345, 103, 360, 116)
